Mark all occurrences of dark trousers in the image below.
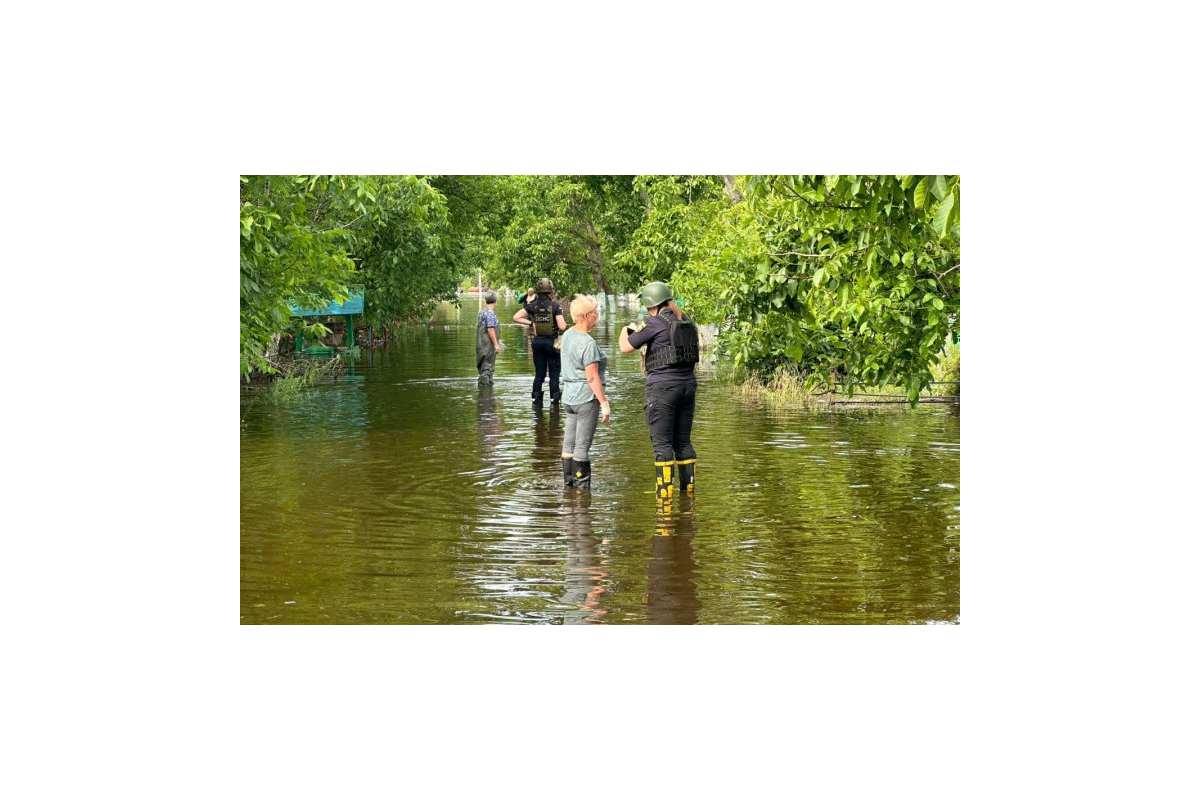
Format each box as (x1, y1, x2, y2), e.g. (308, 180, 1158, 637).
(532, 337, 561, 400)
(476, 324, 496, 384)
(644, 381, 698, 462)
(476, 343, 496, 384)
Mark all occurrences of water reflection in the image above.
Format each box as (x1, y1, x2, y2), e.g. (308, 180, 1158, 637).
(532, 403, 562, 464)
(242, 298, 959, 624)
(558, 492, 609, 624)
(646, 495, 700, 625)
(477, 385, 503, 468)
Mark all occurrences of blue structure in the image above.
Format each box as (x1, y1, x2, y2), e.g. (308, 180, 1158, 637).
(290, 291, 364, 354)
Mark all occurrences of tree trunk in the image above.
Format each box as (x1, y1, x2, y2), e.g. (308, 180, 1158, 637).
(587, 245, 612, 296)
(582, 221, 613, 297)
(593, 267, 612, 297)
(722, 175, 743, 205)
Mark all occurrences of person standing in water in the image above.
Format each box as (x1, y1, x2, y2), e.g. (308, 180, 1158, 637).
(619, 281, 700, 497)
(476, 291, 504, 386)
(513, 278, 567, 405)
(559, 294, 611, 490)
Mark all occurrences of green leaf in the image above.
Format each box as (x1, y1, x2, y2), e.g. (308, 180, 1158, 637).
(932, 191, 956, 239)
(932, 297, 945, 310)
(931, 175, 948, 201)
(913, 177, 930, 209)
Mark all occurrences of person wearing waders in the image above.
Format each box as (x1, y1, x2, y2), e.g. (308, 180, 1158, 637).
(476, 291, 504, 385)
(619, 281, 700, 497)
(512, 278, 567, 405)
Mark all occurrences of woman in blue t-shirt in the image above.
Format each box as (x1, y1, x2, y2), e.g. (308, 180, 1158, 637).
(559, 294, 611, 490)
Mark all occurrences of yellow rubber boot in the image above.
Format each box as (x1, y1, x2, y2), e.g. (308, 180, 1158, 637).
(655, 460, 676, 500)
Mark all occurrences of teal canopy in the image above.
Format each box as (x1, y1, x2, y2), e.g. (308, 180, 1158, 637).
(289, 291, 364, 317)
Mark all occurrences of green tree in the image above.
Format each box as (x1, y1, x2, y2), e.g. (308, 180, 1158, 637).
(240, 175, 464, 376)
(482, 175, 643, 298)
(242, 175, 961, 403)
(353, 175, 458, 327)
(240, 175, 373, 376)
(612, 175, 725, 286)
(670, 175, 960, 403)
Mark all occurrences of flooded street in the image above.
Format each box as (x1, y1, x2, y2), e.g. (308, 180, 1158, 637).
(241, 298, 959, 623)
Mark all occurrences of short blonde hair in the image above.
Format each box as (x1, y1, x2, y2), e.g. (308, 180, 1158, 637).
(570, 294, 598, 320)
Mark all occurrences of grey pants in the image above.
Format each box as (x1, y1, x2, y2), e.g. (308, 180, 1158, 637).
(562, 399, 600, 462)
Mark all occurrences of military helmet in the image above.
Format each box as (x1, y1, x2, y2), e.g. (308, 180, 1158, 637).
(640, 281, 673, 308)
(535, 277, 555, 293)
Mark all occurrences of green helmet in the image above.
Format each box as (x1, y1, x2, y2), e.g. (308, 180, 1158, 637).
(640, 281, 673, 308)
(535, 277, 555, 293)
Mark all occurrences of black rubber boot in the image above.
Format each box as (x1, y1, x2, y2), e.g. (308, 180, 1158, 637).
(562, 457, 575, 487)
(677, 459, 695, 493)
(573, 459, 592, 491)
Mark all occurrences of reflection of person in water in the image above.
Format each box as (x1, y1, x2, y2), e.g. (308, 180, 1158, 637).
(477, 385, 503, 471)
(559, 492, 609, 624)
(646, 495, 700, 625)
(532, 400, 561, 470)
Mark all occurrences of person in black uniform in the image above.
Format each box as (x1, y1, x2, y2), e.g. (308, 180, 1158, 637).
(513, 277, 567, 405)
(619, 281, 700, 497)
